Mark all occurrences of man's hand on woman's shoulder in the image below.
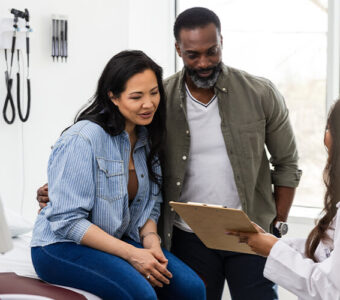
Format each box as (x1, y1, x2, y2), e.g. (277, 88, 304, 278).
(37, 183, 49, 212)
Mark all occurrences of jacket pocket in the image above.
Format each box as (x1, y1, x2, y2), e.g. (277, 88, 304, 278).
(239, 119, 266, 159)
(96, 157, 125, 201)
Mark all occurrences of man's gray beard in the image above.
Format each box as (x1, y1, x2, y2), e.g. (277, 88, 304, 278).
(187, 67, 221, 89)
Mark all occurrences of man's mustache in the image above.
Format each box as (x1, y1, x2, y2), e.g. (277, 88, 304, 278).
(189, 66, 216, 74)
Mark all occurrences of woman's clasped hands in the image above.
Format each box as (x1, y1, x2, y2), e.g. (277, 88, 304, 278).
(128, 234, 172, 288)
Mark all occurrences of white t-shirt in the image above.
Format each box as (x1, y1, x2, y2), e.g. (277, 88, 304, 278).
(174, 85, 241, 232)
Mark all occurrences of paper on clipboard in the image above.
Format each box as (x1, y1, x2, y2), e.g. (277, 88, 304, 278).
(169, 201, 258, 255)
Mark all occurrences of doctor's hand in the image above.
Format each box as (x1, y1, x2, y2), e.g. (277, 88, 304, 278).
(127, 248, 172, 288)
(36, 183, 49, 212)
(226, 222, 279, 257)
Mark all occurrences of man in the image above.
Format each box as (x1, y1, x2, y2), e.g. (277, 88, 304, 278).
(159, 7, 301, 300)
(38, 7, 301, 300)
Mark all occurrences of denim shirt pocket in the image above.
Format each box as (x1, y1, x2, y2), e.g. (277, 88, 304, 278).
(238, 119, 266, 160)
(96, 157, 125, 202)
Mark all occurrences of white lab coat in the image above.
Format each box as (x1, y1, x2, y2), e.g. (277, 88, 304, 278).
(264, 203, 340, 300)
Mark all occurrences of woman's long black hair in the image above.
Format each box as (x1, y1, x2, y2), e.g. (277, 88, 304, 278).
(74, 50, 166, 189)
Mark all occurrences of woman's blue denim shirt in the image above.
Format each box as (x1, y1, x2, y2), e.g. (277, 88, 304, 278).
(31, 120, 162, 247)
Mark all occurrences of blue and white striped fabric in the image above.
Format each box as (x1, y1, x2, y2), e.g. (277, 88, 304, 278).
(31, 120, 162, 247)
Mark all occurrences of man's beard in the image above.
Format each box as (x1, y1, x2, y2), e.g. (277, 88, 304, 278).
(185, 62, 222, 89)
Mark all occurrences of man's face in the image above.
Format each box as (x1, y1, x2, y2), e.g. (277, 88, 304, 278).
(176, 23, 223, 89)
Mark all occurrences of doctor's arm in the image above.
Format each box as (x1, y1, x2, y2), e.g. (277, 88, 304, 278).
(264, 237, 340, 300)
(229, 224, 340, 299)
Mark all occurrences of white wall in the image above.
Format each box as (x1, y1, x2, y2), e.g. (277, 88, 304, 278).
(128, 0, 176, 78)
(0, 0, 175, 221)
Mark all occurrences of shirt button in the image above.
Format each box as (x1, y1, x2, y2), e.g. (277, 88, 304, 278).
(182, 155, 187, 160)
(141, 174, 144, 178)
(176, 181, 181, 186)
(186, 130, 190, 135)
(170, 208, 174, 212)
(179, 103, 183, 108)
(222, 87, 227, 92)
(168, 233, 171, 238)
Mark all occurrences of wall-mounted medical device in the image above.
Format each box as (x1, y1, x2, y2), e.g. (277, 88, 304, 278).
(0, 8, 32, 125)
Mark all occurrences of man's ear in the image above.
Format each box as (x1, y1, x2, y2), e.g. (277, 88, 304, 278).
(108, 91, 119, 106)
(220, 35, 223, 49)
(175, 42, 182, 57)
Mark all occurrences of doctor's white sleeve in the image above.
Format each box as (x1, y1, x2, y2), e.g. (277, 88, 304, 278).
(264, 237, 340, 300)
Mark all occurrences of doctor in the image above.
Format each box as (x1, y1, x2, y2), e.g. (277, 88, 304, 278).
(228, 99, 340, 300)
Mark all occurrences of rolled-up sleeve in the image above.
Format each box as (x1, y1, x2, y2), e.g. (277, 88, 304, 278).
(148, 161, 163, 223)
(264, 82, 302, 188)
(47, 133, 95, 243)
(149, 193, 162, 224)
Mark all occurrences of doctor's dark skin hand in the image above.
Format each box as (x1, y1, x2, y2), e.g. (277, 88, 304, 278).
(226, 222, 279, 257)
(37, 183, 49, 211)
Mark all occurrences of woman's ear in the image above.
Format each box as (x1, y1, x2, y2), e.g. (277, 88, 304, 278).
(108, 91, 119, 106)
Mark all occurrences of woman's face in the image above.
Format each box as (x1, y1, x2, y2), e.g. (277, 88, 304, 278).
(110, 69, 160, 133)
(324, 127, 332, 152)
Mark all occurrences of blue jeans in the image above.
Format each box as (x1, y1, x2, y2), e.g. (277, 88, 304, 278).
(171, 227, 278, 300)
(31, 238, 206, 300)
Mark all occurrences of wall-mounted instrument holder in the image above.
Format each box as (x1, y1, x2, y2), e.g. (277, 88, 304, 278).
(52, 15, 68, 62)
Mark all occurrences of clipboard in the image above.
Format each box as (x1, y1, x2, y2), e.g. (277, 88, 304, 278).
(169, 201, 258, 255)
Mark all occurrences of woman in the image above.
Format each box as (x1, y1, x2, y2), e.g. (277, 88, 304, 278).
(228, 99, 340, 300)
(31, 50, 206, 300)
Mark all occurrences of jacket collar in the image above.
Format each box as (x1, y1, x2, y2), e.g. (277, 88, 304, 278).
(121, 126, 148, 149)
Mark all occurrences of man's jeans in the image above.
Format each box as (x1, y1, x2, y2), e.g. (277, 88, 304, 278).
(171, 226, 278, 300)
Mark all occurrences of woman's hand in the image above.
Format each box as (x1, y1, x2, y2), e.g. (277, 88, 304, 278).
(143, 234, 168, 266)
(127, 247, 172, 287)
(81, 225, 172, 287)
(226, 222, 279, 257)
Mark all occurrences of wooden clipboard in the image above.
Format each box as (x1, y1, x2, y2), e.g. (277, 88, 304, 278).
(170, 201, 258, 255)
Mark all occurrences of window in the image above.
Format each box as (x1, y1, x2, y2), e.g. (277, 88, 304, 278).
(176, 0, 332, 207)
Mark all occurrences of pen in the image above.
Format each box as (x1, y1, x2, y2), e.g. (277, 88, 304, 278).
(55, 19, 59, 61)
(64, 19, 68, 62)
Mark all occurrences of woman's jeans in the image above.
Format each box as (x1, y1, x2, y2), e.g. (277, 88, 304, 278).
(31, 238, 206, 300)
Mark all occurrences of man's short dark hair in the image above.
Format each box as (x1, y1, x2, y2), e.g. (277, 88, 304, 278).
(174, 7, 221, 41)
